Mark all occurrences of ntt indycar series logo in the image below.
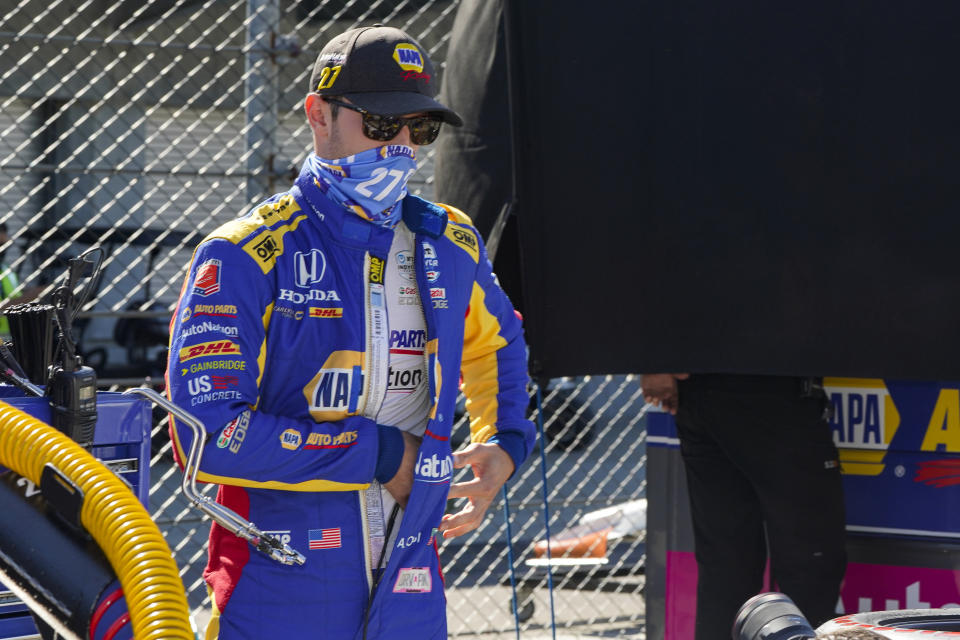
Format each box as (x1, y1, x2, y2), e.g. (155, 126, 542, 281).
(415, 451, 453, 484)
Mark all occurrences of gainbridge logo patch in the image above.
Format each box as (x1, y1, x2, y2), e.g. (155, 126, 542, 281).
(825, 378, 900, 476)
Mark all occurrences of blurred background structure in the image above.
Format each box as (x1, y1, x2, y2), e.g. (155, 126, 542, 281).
(0, 1, 648, 636)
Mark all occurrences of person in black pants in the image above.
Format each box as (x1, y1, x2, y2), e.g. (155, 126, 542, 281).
(643, 373, 847, 640)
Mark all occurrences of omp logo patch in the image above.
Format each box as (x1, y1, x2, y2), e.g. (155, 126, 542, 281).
(241, 214, 307, 274)
(251, 235, 279, 261)
(179, 340, 241, 362)
(369, 256, 385, 284)
(303, 351, 365, 422)
(393, 43, 424, 72)
(280, 428, 302, 450)
(309, 307, 343, 318)
(445, 225, 479, 262)
(193, 259, 222, 296)
(826, 378, 900, 476)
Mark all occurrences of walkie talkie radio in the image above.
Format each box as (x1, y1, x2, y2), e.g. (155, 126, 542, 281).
(45, 248, 103, 449)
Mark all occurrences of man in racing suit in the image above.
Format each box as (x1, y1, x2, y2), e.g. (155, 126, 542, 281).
(166, 25, 534, 640)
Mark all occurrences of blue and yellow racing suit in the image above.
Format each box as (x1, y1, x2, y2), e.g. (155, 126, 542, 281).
(166, 160, 534, 640)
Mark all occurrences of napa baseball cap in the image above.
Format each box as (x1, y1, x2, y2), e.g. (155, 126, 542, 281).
(309, 25, 463, 127)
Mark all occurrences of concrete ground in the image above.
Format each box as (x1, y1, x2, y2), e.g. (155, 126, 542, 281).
(189, 583, 644, 639)
(447, 584, 645, 639)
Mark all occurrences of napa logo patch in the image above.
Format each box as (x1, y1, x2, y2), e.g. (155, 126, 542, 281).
(303, 351, 365, 422)
(393, 43, 424, 72)
(826, 378, 900, 476)
(379, 145, 415, 160)
(280, 428, 302, 450)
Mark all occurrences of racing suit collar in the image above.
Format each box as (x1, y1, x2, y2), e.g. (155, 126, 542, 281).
(293, 158, 447, 244)
(293, 159, 390, 247)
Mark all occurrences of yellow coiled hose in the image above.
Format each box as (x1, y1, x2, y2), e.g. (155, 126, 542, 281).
(0, 400, 193, 639)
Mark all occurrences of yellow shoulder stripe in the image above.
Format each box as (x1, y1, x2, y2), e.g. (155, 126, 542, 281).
(203, 195, 307, 274)
(206, 194, 303, 244)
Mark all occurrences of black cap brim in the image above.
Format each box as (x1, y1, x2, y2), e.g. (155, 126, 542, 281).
(340, 91, 464, 127)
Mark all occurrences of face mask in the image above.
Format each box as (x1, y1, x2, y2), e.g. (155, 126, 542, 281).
(307, 145, 417, 227)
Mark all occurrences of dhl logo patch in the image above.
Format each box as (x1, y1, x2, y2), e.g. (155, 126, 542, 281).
(309, 307, 343, 318)
(179, 340, 242, 362)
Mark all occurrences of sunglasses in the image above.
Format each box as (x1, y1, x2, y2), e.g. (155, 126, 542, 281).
(323, 97, 443, 145)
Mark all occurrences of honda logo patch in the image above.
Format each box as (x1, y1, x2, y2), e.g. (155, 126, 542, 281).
(295, 249, 326, 287)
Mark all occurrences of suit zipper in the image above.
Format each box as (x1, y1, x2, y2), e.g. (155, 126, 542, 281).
(359, 250, 390, 593)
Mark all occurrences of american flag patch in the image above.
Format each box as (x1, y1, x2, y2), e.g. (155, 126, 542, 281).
(308, 528, 341, 550)
(211, 375, 238, 389)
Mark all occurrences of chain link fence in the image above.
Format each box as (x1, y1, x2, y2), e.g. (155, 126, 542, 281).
(1, 2, 647, 637)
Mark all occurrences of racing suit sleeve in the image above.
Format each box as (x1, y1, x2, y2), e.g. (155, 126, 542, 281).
(456, 217, 535, 473)
(166, 236, 402, 491)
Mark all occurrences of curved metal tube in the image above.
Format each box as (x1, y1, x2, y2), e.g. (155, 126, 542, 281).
(0, 400, 193, 639)
(124, 387, 306, 566)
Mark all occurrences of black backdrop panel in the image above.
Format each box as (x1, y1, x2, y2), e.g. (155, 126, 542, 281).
(509, 0, 960, 379)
